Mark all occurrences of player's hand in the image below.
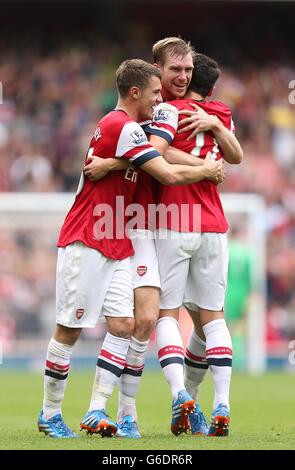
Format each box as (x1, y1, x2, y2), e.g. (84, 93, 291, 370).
(84, 156, 111, 181)
(178, 103, 219, 141)
(203, 152, 225, 184)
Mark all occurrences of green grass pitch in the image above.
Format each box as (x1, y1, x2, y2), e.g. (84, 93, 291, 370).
(0, 369, 294, 450)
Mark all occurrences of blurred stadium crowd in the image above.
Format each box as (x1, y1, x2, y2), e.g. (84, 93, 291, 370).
(0, 36, 295, 359)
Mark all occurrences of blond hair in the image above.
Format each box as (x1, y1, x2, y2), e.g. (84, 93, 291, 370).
(152, 37, 196, 65)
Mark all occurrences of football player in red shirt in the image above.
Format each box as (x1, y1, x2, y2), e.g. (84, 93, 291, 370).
(147, 52, 242, 437)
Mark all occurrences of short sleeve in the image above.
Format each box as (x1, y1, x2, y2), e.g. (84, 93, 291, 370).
(144, 102, 179, 144)
(116, 121, 161, 168)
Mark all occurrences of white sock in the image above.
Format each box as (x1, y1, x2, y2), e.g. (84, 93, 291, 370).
(184, 328, 208, 403)
(117, 336, 149, 423)
(156, 317, 185, 400)
(89, 332, 130, 412)
(203, 319, 232, 410)
(43, 338, 73, 420)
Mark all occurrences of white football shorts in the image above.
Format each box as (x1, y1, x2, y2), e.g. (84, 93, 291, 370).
(56, 242, 134, 328)
(155, 229, 229, 311)
(129, 229, 161, 289)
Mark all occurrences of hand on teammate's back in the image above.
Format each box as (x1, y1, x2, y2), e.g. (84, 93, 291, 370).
(84, 156, 111, 181)
(203, 152, 225, 184)
(178, 103, 219, 140)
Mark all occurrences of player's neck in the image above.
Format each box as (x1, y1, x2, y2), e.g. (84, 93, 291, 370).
(115, 99, 139, 121)
(161, 89, 174, 102)
(185, 90, 205, 101)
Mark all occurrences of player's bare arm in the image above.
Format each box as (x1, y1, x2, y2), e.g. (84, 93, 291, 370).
(140, 152, 224, 186)
(178, 104, 243, 164)
(149, 133, 224, 185)
(149, 133, 204, 167)
(207, 118, 243, 164)
(165, 147, 226, 185)
(164, 147, 204, 167)
(84, 155, 130, 181)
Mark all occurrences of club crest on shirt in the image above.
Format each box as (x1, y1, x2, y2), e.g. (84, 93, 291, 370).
(154, 108, 171, 122)
(76, 308, 85, 320)
(130, 130, 147, 145)
(137, 265, 147, 276)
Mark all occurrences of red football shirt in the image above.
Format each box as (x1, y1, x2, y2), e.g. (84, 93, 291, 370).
(58, 110, 161, 259)
(145, 99, 235, 233)
(131, 170, 159, 230)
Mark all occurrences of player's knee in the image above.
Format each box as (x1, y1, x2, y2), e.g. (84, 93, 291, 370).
(108, 317, 135, 339)
(55, 324, 81, 345)
(136, 314, 158, 338)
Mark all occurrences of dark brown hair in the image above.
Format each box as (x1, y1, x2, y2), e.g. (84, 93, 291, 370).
(116, 59, 161, 97)
(189, 53, 220, 97)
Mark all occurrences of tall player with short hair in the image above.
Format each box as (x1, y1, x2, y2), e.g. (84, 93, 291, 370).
(146, 53, 243, 437)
